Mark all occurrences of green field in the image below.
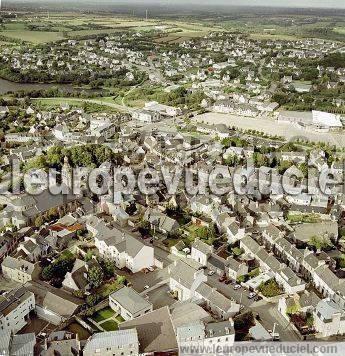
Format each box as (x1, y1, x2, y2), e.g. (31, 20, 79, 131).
(0, 14, 220, 44)
(32, 97, 123, 113)
(334, 27, 345, 34)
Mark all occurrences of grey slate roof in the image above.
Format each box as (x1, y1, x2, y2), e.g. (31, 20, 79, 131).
(110, 286, 152, 315)
(84, 329, 138, 352)
(192, 239, 213, 255)
(205, 320, 234, 339)
(11, 333, 35, 356)
(2, 256, 36, 275)
(119, 306, 178, 353)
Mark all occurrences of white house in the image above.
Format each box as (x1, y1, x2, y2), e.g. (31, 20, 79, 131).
(132, 109, 161, 123)
(314, 299, 345, 337)
(1, 256, 39, 284)
(275, 267, 306, 295)
(83, 330, 139, 356)
(191, 240, 213, 266)
(168, 259, 207, 301)
(109, 287, 153, 321)
(92, 222, 154, 273)
(176, 320, 235, 350)
(0, 288, 35, 334)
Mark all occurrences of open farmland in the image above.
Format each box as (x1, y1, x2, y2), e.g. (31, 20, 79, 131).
(0, 12, 222, 44)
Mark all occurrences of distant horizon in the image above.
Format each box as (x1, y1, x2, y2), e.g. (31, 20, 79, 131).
(3, 0, 345, 10)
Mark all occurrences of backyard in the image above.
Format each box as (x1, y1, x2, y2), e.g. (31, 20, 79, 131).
(90, 307, 125, 332)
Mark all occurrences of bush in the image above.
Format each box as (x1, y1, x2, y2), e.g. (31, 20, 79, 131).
(258, 280, 282, 298)
(86, 294, 100, 307)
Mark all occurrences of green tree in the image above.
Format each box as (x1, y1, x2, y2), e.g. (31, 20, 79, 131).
(101, 259, 115, 278)
(84, 250, 93, 262)
(35, 216, 45, 228)
(88, 266, 104, 289)
(41, 265, 53, 281)
(86, 294, 100, 307)
(116, 275, 126, 285)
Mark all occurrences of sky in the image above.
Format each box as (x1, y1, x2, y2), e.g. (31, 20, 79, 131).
(4, 0, 345, 8)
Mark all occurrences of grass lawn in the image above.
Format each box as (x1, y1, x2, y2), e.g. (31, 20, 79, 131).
(116, 315, 125, 323)
(97, 281, 123, 298)
(91, 307, 115, 323)
(249, 33, 299, 41)
(287, 213, 321, 224)
(32, 97, 121, 113)
(258, 280, 283, 298)
(100, 319, 118, 331)
(0, 29, 64, 44)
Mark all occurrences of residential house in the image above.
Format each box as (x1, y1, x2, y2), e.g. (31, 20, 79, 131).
(62, 258, 100, 293)
(195, 282, 240, 319)
(83, 330, 139, 356)
(132, 109, 161, 123)
(168, 259, 207, 301)
(17, 238, 41, 262)
(109, 286, 153, 321)
(91, 219, 154, 273)
(25, 281, 82, 325)
(227, 257, 249, 280)
(191, 240, 213, 266)
(144, 209, 180, 234)
(275, 266, 306, 295)
(41, 331, 81, 356)
(119, 306, 178, 354)
(0, 287, 35, 334)
(176, 320, 235, 349)
(314, 298, 345, 337)
(0, 332, 35, 356)
(1, 256, 39, 284)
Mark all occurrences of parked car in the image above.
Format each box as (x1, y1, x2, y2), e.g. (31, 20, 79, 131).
(248, 292, 257, 299)
(219, 275, 227, 282)
(233, 284, 241, 290)
(225, 278, 231, 285)
(144, 285, 150, 290)
(147, 266, 154, 272)
(208, 270, 215, 276)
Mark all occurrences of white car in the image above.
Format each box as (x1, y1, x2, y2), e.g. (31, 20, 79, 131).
(147, 266, 154, 272)
(208, 271, 215, 276)
(248, 292, 257, 299)
(233, 284, 241, 290)
(144, 285, 150, 290)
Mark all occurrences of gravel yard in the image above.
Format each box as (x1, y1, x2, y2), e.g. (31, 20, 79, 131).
(193, 112, 345, 148)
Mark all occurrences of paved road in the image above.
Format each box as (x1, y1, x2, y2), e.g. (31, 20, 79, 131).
(207, 274, 256, 308)
(207, 270, 301, 341)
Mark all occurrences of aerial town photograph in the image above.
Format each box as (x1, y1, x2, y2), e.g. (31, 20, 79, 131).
(0, 0, 344, 354)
